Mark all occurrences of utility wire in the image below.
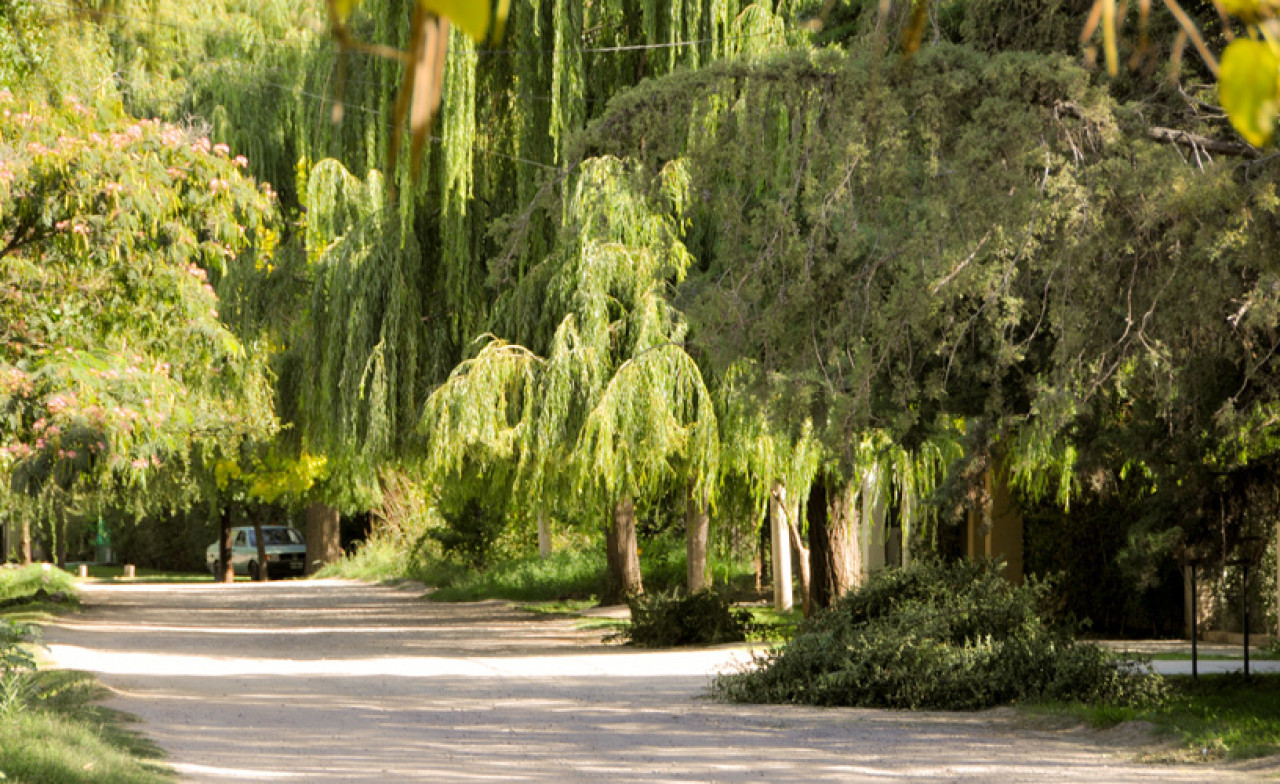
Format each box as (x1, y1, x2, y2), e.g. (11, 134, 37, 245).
(108, 69, 562, 172)
(30, 0, 788, 58)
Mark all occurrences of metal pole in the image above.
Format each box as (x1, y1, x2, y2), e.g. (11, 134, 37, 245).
(1191, 562, 1198, 679)
(1243, 561, 1250, 679)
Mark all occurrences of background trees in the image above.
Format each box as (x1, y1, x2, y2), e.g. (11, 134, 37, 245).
(1, 0, 1276, 637)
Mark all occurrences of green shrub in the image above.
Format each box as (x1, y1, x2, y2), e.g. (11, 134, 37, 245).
(713, 558, 1166, 710)
(0, 565, 78, 607)
(623, 590, 753, 647)
(0, 621, 40, 719)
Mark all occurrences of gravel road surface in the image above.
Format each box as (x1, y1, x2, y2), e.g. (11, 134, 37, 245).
(42, 580, 1279, 783)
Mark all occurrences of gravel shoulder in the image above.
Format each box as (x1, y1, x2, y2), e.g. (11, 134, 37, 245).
(40, 580, 1278, 783)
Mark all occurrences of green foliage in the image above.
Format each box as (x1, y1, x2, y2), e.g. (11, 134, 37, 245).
(623, 589, 753, 647)
(0, 670, 172, 784)
(315, 470, 442, 580)
(714, 559, 1167, 710)
(0, 620, 37, 719)
(0, 565, 77, 605)
(0, 94, 278, 509)
(1035, 673, 1280, 761)
(431, 497, 508, 570)
(424, 549, 607, 602)
(423, 156, 719, 526)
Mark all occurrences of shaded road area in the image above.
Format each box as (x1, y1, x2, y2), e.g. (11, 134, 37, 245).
(43, 581, 1276, 783)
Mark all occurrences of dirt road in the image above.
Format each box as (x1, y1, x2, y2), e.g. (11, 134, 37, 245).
(43, 580, 1275, 783)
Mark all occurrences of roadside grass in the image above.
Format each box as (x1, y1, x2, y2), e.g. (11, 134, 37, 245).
(744, 605, 802, 642)
(0, 565, 80, 622)
(0, 670, 172, 784)
(0, 565, 79, 604)
(425, 550, 606, 602)
(1028, 673, 1280, 761)
(315, 537, 424, 583)
(1, 566, 173, 783)
(82, 565, 217, 583)
(516, 599, 598, 615)
(1144, 651, 1280, 662)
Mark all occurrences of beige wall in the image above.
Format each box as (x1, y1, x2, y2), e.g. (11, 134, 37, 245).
(965, 460, 1024, 584)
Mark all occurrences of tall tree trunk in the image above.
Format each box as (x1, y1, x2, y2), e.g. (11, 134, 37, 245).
(686, 483, 710, 594)
(754, 514, 769, 593)
(305, 502, 341, 575)
(810, 477, 862, 609)
(537, 510, 552, 560)
(20, 512, 31, 565)
(20, 507, 32, 563)
(252, 507, 270, 582)
(603, 497, 643, 605)
(55, 505, 68, 569)
(770, 481, 793, 611)
(782, 499, 812, 617)
(218, 503, 234, 583)
(1275, 519, 1279, 638)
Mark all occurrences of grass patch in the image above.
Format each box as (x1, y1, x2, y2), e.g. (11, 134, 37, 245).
(1029, 673, 1280, 760)
(0, 566, 78, 605)
(316, 537, 424, 583)
(424, 549, 606, 602)
(0, 670, 172, 784)
(0, 565, 79, 622)
(744, 605, 802, 642)
(81, 565, 216, 584)
(515, 599, 598, 616)
(1143, 651, 1280, 662)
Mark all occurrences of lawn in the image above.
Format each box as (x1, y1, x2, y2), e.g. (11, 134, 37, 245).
(1031, 673, 1280, 761)
(80, 565, 223, 583)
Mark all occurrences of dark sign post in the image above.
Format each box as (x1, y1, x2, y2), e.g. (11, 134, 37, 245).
(1179, 548, 1207, 680)
(1230, 537, 1267, 679)
(1190, 559, 1201, 679)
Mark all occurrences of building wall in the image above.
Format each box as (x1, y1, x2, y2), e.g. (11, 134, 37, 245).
(965, 460, 1025, 584)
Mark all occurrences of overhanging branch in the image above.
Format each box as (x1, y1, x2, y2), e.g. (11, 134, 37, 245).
(1147, 126, 1259, 158)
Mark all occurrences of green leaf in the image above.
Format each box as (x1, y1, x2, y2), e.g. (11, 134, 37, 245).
(1219, 38, 1280, 147)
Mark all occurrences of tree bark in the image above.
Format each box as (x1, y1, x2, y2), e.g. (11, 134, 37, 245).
(305, 502, 342, 575)
(754, 514, 769, 593)
(810, 477, 861, 609)
(686, 483, 710, 594)
(20, 513, 31, 565)
(782, 499, 812, 617)
(770, 481, 793, 611)
(252, 507, 269, 582)
(537, 510, 552, 560)
(603, 497, 643, 605)
(218, 504, 234, 583)
(55, 505, 68, 569)
(1275, 519, 1279, 638)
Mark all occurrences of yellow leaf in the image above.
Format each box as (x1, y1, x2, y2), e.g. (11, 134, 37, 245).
(330, 0, 361, 23)
(419, 0, 506, 43)
(1220, 0, 1265, 23)
(1219, 38, 1280, 147)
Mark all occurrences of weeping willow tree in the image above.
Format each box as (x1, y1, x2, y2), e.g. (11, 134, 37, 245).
(166, 0, 800, 463)
(421, 156, 717, 602)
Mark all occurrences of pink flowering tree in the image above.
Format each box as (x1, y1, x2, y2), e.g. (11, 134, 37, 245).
(0, 91, 278, 547)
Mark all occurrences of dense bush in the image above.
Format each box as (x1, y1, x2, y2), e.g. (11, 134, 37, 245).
(623, 590, 753, 648)
(713, 559, 1166, 710)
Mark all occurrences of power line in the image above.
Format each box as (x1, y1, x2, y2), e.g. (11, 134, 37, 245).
(30, 0, 788, 58)
(109, 69, 561, 172)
